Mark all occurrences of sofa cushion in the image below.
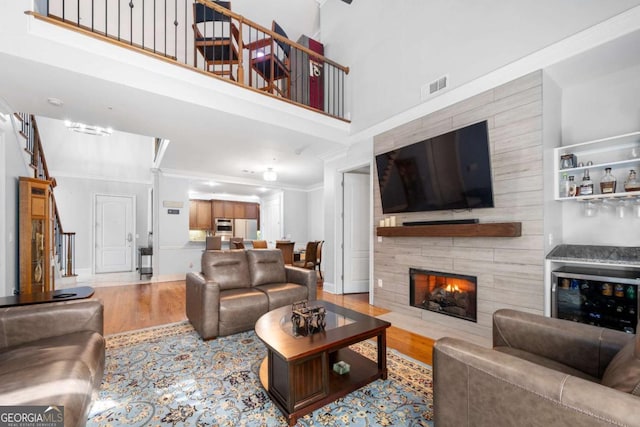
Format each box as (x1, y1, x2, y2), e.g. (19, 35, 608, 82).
(601, 334, 640, 395)
(218, 288, 269, 336)
(202, 250, 251, 290)
(0, 331, 105, 388)
(494, 346, 599, 383)
(247, 249, 286, 286)
(255, 283, 309, 310)
(0, 360, 94, 427)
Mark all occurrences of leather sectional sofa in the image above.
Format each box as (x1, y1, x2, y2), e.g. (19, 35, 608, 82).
(186, 249, 317, 339)
(433, 309, 639, 426)
(0, 299, 105, 427)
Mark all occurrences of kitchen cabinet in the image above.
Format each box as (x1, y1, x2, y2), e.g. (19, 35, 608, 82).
(233, 203, 244, 218)
(189, 200, 212, 230)
(554, 131, 640, 201)
(245, 203, 258, 219)
(210, 200, 260, 220)
(212, 200, 225, 219)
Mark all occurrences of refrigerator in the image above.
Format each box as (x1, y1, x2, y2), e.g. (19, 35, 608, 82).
(233, 219, 258, 240)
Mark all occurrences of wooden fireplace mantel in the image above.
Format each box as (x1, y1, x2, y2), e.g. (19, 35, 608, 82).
(376, 222, 522, 238)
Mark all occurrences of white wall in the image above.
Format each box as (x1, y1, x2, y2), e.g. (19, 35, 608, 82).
(0, 114, 33, 296)
(282, 189, 308, 250)
(37, 116, 154, 183)
(53, 176, 151, 273)
(156, 173, 203, 278)
(319, 0, 640, 133)
(323, 139, 373, 293)
(559, 63, 640, 245)
(307, 187, 324, 242)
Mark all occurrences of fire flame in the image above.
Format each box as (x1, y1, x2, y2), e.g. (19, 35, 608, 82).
(445, 283, 460, 293)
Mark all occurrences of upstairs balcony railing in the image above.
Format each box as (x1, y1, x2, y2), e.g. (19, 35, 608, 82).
(31, 0, 349, 120)
(18, 113, 76, 278)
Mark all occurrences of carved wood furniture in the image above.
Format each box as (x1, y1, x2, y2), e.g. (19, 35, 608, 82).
(19, 177, 54, 294)
(255, 301, 391, 426)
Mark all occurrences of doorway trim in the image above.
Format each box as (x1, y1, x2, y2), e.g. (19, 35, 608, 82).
(92, 193, 137, 274)
(338, 161, 373, 302)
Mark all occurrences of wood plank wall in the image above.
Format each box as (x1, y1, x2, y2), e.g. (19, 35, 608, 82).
(373, 71, 544, 343)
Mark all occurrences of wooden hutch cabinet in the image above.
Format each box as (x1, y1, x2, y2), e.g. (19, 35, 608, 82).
(19, 177, 54, 294)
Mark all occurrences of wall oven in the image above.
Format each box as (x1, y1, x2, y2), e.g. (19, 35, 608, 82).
(214, 218, 233, 240)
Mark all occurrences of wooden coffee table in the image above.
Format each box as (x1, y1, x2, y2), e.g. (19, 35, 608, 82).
(254, 301, 391, 426)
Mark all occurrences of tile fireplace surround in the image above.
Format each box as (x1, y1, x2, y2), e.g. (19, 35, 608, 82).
(373, 71, 545, 343)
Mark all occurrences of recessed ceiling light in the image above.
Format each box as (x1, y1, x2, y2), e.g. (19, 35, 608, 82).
(47, 97, 64, 107)
(263, 168, 277, 182)
(64, 120, 113, 136)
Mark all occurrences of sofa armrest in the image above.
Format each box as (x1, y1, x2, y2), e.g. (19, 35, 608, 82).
(493, 309, 633, 378)
(285, 266, 317, 301)
(0, 299, 103, 349)
(434, 337, 640, 427)
(186, 272, 221, 339)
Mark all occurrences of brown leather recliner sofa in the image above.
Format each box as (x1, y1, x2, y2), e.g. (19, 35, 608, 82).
(186, 249, 317, 339)
(0, 299, 105, 427)
(434, 309, 640, 426)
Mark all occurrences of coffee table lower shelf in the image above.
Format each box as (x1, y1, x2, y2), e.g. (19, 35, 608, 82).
(259, 346, 386, 426)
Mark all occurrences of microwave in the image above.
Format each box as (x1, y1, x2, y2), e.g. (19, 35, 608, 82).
(215, 218, 233, 234)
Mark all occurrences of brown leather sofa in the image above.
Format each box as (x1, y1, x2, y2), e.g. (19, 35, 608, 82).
(0, 299, 105, 427)
(186, 249, 317, 339)
(433, 309, 640, 426)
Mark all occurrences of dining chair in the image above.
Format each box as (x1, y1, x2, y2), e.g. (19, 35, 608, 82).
(206, 235, 222, 250)
(275, 240, 295, 265)
(252, 240, 268, 249)
(315, 240, 324, 279)
(293, 241, 319, 271)
(230, 237, 244, 249)
(192, 1, 240, 80)
(245, 20, 291, 98)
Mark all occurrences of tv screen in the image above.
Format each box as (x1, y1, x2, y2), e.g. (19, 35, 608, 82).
(376, 121, 494, 214)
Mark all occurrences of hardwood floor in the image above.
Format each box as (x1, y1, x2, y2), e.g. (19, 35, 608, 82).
(92, 281, 435, 365)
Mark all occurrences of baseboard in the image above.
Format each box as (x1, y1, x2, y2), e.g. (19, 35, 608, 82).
(321, 281, 337, 294)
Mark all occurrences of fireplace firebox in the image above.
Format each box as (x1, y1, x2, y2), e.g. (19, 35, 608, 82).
(410, 268, 477, 322)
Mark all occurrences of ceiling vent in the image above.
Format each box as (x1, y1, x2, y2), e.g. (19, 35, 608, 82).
(421, 75, 449, 101)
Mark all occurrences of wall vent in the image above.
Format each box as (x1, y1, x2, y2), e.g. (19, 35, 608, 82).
(421, 75, 449, 101)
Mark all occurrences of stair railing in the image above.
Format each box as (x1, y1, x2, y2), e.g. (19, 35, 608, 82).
(28, 0, 349, 120)
(22, 114, 77, 278)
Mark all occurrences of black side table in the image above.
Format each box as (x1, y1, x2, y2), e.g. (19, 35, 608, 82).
(138, 247, 153, 279)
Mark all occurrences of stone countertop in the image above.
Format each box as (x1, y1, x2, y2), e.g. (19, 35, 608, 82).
(546, 244, 640, 266)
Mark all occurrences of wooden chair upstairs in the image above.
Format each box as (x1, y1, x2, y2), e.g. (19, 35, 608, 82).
(245, 20, 291, 98)
(275, 241, 295, 265)
(252, 240, 268, 249)
(293, 241, 319, 271)
(192, 1, 240, 80)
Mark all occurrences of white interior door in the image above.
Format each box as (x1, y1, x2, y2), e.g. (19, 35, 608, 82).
(95, 194, 134, 273)
(343, 172, 370, 293)
(260, 193, 283, 246)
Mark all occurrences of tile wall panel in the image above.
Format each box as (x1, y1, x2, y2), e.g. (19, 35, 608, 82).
(373, 71, 544, 342)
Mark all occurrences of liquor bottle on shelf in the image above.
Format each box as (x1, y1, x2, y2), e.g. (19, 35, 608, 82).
(559, 173, 570, 198)
(599, 167, 617, 194)
(580, 169, 593, 196)
(624, 169, 640, 192)
(568, 176, 577, 197)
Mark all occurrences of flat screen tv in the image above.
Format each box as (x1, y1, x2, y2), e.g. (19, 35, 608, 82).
(376, 120, 494, 214)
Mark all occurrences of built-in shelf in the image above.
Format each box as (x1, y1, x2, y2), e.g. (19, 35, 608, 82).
(376, 222, 522, 238)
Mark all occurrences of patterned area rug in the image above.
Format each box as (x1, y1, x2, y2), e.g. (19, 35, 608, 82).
(88, 321, 433, 426)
